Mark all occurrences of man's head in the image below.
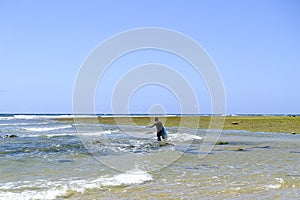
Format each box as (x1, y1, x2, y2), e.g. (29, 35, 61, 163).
(155, 117, 158, 122)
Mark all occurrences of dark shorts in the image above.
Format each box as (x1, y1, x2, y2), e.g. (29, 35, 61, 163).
(157, 129, 165, 141)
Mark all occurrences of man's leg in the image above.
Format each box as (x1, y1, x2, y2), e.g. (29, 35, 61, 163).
(157, 130, 162, 141)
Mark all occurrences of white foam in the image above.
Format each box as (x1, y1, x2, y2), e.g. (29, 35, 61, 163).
(53, 115, 97, 119)
(0, 169, 152, 200)
(99, 168, 153, 186)
(0, 123, 13, 126)
(1, 115, 96, 120)
(101, 130, 114, 135)
(22, 133, 75, 138)
(169, 133, 203, 142)
(264, 178, 284, 189)
(265, 184, 281, 189)
(0, 189, 65, 200)
(0, 122, 49, 126)
(14, 115, 48, 120)
(0, 117, 14, 121)
(0, 114, 86, 121)
(77, 130, 114, 136)
(24, 125, 73, 132)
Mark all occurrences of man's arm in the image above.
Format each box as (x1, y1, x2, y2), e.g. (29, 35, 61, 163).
(146, 122, 156, 128)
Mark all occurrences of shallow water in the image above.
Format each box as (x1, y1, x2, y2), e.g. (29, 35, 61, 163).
(0, 115, 299, 199)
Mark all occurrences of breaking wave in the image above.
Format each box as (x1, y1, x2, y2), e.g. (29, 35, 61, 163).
(0, 169, 152, 200)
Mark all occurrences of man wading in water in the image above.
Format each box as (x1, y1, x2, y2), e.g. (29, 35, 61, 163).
(146, 117, 167, 141)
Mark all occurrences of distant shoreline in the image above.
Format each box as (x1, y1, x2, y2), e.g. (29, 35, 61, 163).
(1, 113, 298, 134)
(55, 115, 300, 134)
(1, 113, 299, 117)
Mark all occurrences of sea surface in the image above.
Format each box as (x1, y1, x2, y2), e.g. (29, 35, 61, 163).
(0, 114, 299, 200)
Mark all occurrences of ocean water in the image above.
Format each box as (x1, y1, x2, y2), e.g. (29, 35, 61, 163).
(0, 114, 299, 200)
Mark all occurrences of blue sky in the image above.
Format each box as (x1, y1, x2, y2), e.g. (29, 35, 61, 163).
(0, 0, 299, 114)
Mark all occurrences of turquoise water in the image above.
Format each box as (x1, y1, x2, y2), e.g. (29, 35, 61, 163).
(0, 115, 299, 199)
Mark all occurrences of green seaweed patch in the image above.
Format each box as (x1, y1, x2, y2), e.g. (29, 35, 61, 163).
(158, 141, 174, 147)
(215, 141, 229, 145)
(222, 147, 246, 151)
(128, 144, 135, 148)
(236, 148, 244, 151)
